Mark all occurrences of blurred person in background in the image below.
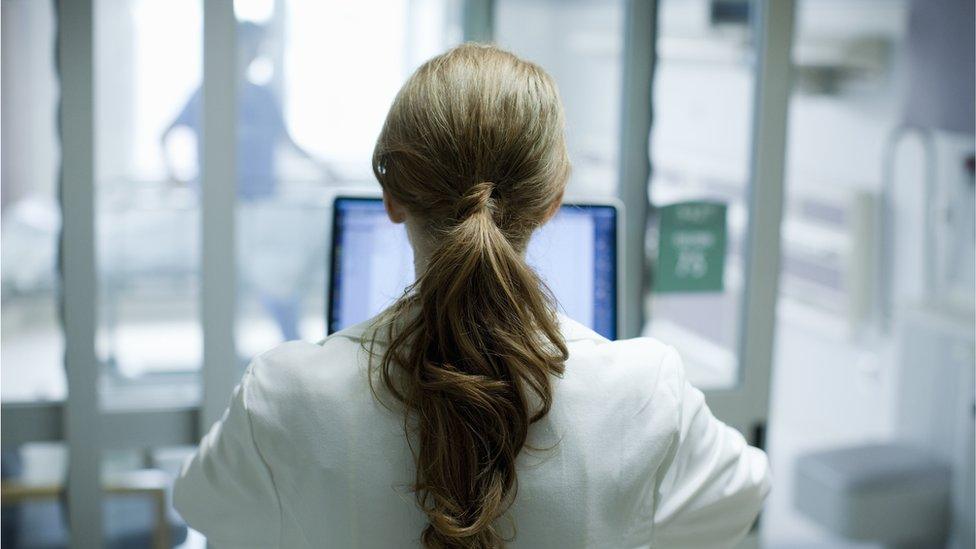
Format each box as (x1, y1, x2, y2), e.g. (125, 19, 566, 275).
(160, 21, 327, 342)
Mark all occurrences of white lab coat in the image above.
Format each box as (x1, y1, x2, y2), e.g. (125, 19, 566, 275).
(174, 314, 770, 548)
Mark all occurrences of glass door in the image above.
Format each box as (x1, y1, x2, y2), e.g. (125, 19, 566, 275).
(646, 0, 758, 391)
(1, 2, 466, 546)
(493, 0, 794, 445)
(231, 0, 463, 361)
(645, 0, 794, 452)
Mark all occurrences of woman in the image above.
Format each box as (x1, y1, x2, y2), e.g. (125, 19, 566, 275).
(174, 44, 770, 548)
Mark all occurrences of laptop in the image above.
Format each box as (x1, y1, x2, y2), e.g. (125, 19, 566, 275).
(327, 195, 620, 339)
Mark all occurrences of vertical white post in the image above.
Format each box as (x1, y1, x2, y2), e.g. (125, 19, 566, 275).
(58, 0, 102, 546)
(736, 0, 794, 433)
(201, 0, 239, 429)
(617, 0, 657, 339)
(462, 0, 493, 43)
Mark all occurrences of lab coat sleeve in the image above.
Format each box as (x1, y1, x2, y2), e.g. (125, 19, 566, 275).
(173, 365, 281, 548)
(651, 347, 771, 548)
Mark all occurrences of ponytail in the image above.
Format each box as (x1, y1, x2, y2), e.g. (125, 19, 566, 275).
(370, 44, 571, 548)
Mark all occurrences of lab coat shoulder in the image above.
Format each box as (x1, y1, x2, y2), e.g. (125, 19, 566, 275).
(246, 337, 365, 410)
(245, 335, 379, 454)
(173, 337, 366, 548)
(562, 322, 771, 547)
(559, 318, 682, 420)
(649, 346, 772, 548)
(173, 359, 283, 548)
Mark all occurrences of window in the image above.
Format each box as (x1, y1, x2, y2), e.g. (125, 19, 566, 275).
(495, 0, 626, 197)
(645, 0, 757, 389)
(95, 0, 203, 391)
(232, 0, 463, 358)
(1, 0, 65, 403)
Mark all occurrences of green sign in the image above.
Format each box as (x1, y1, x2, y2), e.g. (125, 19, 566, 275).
(654, 201, 728, 293)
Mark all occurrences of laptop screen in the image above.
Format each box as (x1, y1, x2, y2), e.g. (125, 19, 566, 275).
(328, 197, 617, 339)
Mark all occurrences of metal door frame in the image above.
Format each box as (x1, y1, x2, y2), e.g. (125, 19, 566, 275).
(702, 0, 795, 442)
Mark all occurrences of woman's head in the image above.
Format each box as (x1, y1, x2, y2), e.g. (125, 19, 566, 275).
(370, 44, 570, 548)
(373, 43, 570, 251)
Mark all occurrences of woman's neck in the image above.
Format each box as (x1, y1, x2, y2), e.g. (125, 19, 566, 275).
(405, 218, 433, 280)
(405, 217, 530, 283)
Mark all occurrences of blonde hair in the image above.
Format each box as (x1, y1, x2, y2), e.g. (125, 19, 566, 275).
(371, 43, 571, 548)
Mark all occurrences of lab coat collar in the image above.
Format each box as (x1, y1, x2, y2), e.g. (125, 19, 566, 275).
(325, 310, 603, 347)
